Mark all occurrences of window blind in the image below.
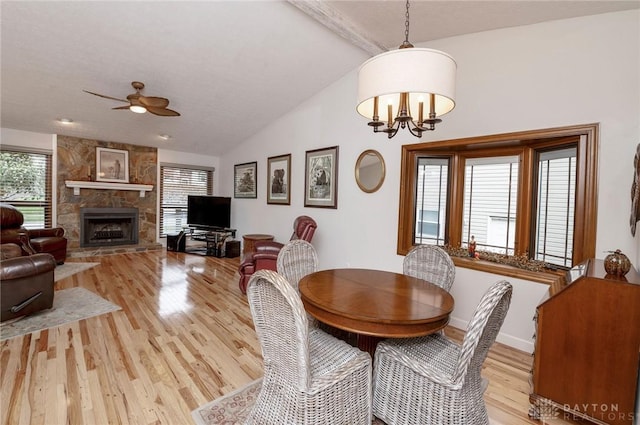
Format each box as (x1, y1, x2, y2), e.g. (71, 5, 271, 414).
(160, 164, 214, 237)
(534, 147, 577, 267)
(415, 157, 449, 245)
(0, 148, 53, 228)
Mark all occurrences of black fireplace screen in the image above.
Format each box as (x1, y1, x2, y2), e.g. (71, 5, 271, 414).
(80, 207, 139, 248)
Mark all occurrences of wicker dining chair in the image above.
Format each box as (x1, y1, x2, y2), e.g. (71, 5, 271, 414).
(276, 239, 318, 293)
(372, 280, 513, 425)
(246, 270, 372, 425)
(403, 244, 456, 291)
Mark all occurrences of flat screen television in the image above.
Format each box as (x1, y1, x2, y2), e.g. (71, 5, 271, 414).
(187, 195, 231, 230)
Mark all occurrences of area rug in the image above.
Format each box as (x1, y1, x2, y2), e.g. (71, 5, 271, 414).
(0, 287, 120, 341)
(54, 261, 100, 282)
(192, 379, 505, 425)
(192, 379, 389, 425)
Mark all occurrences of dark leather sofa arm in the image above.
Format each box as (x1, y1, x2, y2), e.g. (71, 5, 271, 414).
(0, 229, 37, 255)
(0, 243, 23, 260)
(28, 227, 65, 238)
(0, 253, 56, 281)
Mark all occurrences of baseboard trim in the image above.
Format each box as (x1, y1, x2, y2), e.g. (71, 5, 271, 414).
(449, 316, 534, 353)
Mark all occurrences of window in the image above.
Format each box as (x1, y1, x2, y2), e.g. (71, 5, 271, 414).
(0, 146, 53, 228)
(463, 156, 519, 255)
(534, 148, 576, 267)
(415, 157, 448, 245)
(397, 124, 598, 277)
(160, 164, 214, 237)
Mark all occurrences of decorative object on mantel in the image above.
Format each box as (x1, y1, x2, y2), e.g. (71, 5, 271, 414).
(65, 180, 153, 198)
(441, 245, 550, 272)
(631, 143, 640, 236)
(604, 249, 631, 277)
(356, 0, 456, 138)
(96, 147, 129, 183)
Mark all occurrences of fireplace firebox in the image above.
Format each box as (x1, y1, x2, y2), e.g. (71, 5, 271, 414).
(80, 207, 139, 248)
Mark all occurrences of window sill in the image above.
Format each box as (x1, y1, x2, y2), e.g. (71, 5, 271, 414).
(450, 256, 565, 286)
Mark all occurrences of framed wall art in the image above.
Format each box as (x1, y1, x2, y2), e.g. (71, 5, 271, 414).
(304, 146, 338, 208)
(234, 161, 258, 198)
(96, 147, 129, 183)
(267, 154, 291, 205)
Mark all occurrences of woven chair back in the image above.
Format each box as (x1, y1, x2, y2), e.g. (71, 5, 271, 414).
(246, 270, 311, 389)
(277, 240, 318, 292)
(453, 280, 512, 384)
(403, 245, 456, 291)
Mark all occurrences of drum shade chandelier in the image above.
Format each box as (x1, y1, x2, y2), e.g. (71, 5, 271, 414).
(356, 0, 457, 139)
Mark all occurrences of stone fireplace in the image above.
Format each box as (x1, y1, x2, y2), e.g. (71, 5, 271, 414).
(56, 136, 161, 256)
(80, 207, 139, 248)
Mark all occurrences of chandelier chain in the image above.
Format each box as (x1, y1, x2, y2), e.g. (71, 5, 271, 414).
(404, 0, 410, 43)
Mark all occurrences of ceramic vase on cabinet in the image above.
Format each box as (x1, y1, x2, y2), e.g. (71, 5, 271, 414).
(604, 249, 631, 277)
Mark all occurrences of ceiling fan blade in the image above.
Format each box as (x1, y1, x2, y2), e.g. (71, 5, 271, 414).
(112, 106, 131, 110)
(83, 90, 128, 103)
(147, 106, 180, 117)
(139, 96, 169, 108)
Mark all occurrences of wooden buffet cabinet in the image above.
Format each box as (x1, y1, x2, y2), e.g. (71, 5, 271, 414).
(530, 259, 640, 425)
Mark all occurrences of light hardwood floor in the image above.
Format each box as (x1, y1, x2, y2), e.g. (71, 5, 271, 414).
(1, 250, 579, 425)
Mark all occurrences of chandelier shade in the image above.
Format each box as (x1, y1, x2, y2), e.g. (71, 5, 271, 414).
(357, 48, 456, 122)
(355, 0, 457, 138)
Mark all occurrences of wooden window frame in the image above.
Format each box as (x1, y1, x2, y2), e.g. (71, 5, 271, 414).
(397, 123, 598, 284)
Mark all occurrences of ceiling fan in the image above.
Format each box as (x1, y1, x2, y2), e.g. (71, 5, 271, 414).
(84, 81, 180, 116)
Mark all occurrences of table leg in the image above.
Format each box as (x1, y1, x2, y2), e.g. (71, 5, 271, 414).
(357, 334, 382, 358)
(317, 323, 380, 357)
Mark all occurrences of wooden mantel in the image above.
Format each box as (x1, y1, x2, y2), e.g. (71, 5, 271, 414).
(65, 180, 153, 197)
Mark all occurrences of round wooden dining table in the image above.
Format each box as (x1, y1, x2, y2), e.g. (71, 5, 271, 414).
(298, 268, 455, 357)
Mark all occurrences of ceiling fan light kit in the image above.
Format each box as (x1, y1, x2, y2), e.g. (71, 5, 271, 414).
(129, 105, 147, 114)
(84, 81, 180, 117)
(356, 0, 456, 139)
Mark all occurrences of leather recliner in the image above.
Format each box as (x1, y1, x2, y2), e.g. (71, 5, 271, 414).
(0, 243, 56, 322)
(0, 203, 67, 264)
(238, 216, 317, 294)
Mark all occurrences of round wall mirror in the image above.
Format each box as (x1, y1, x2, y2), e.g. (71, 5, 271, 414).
(355, 149, 386, 193)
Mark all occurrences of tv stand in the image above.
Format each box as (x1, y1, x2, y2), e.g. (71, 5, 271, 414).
(183, 226, 237, 257)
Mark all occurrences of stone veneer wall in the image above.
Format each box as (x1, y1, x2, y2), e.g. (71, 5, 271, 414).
(57, 136, 159, 253)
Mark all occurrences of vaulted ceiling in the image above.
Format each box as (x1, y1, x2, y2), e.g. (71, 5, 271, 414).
(2, 1, 637, 156)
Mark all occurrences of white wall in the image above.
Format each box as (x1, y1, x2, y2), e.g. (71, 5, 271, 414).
(221, 10, 640, 352)
(1, 127, 54, 150)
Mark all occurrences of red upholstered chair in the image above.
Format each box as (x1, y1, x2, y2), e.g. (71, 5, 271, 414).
(238, 215, 317, 294)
